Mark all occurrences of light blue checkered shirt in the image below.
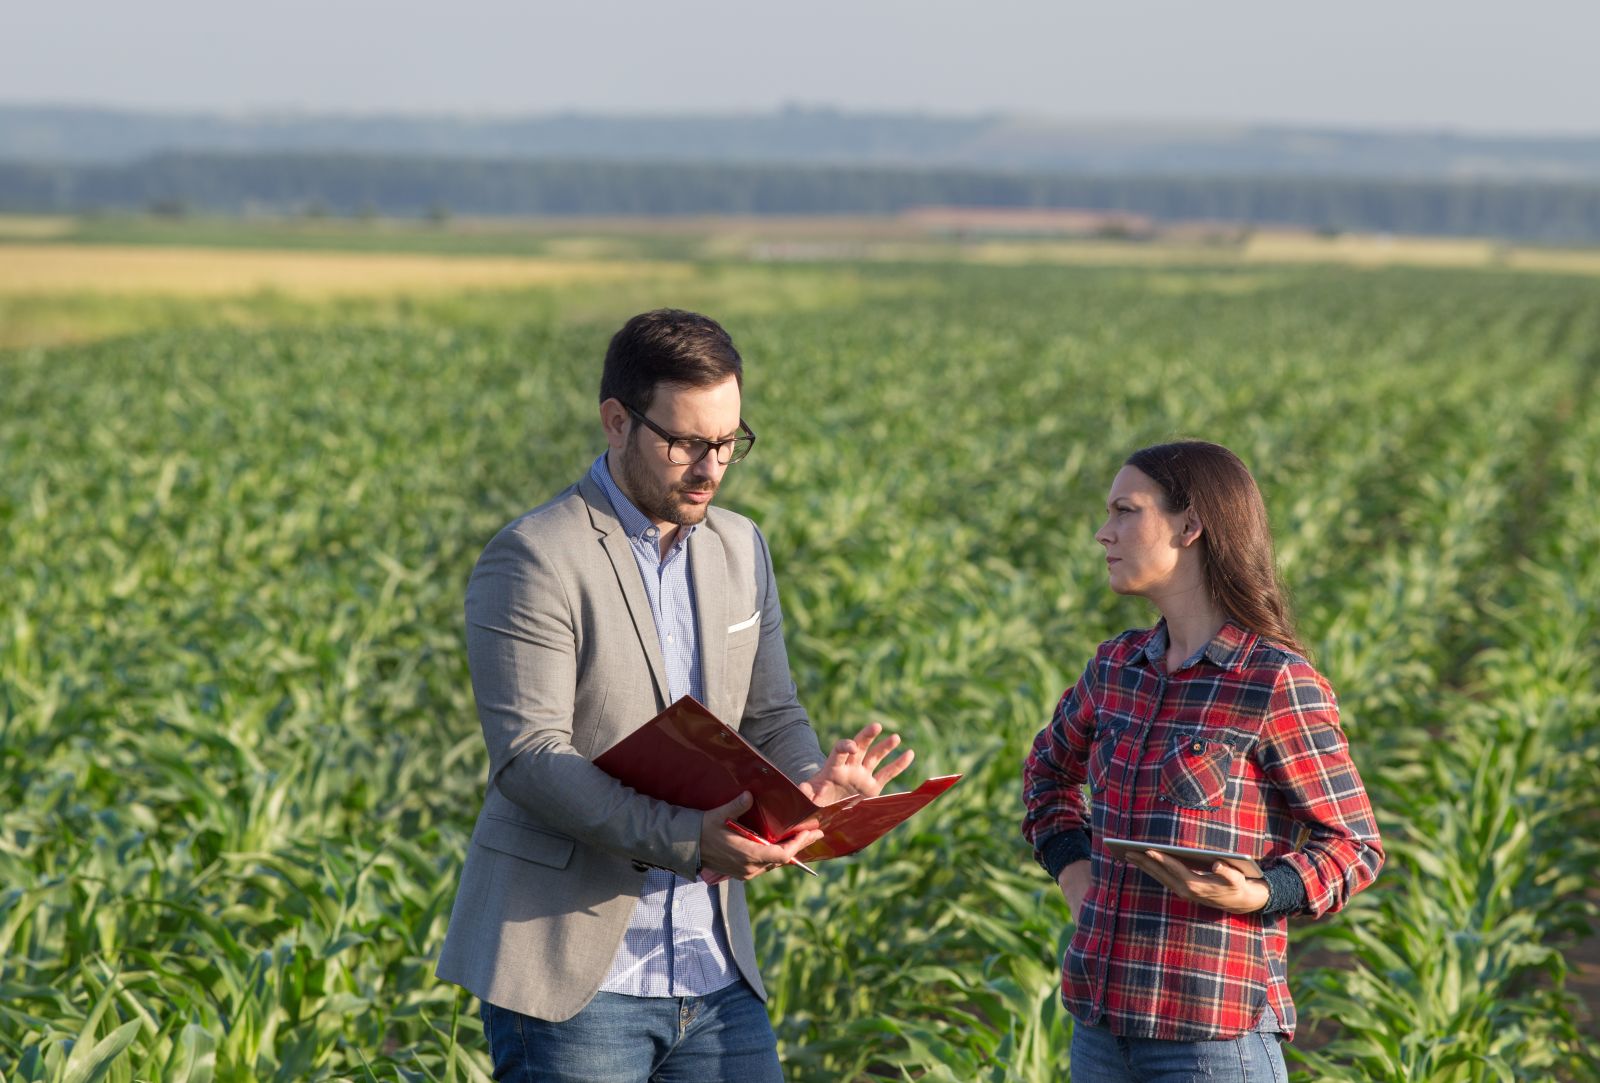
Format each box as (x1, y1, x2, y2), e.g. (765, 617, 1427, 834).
(590, 454, 739, 997)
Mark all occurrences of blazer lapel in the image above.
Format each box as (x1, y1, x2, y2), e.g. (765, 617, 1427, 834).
(689, 523, 728, 720)
(580, 474, 671, 707)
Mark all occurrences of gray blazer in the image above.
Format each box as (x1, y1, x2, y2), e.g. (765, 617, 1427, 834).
(435, 472, 826, 1021)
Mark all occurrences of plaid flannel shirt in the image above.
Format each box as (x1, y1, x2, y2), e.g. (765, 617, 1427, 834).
(1022, 620, 1383, 1041)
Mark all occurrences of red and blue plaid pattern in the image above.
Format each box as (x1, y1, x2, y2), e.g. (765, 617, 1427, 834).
(1022, 621, 1383, 1041)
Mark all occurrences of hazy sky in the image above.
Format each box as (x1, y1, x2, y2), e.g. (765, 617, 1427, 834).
(6, 0, 1598, 134)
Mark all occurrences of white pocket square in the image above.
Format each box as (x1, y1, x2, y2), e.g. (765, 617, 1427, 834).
(727, 610, 761, 634)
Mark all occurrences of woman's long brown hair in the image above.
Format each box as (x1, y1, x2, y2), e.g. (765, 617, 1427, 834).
(1125, 440, 1305, 657)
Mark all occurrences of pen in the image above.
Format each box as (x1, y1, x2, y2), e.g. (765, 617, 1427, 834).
(724, 819, 819, 876)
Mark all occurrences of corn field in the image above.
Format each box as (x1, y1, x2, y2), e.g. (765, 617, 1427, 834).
(3, 262, 1598, 1081)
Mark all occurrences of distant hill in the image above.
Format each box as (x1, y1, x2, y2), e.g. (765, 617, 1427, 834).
(5, 103, 1600, 181)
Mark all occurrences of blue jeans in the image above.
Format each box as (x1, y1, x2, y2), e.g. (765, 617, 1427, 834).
(1070, 1018, 1287, 1083)
(478, 981, 783, 1083)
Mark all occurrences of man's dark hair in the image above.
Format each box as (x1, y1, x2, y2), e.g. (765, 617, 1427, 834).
(600, 309, 743, 413)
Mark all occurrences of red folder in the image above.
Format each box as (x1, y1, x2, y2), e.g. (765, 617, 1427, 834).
(593, 696, 961, 862)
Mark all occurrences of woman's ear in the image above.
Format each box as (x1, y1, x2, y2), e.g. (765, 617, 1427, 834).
(1181, 507, 1204, 548)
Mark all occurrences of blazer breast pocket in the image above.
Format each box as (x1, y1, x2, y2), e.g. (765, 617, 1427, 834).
(726, 610, 761, 657)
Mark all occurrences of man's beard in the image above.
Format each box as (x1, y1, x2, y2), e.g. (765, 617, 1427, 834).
(614, 436, 717, 527)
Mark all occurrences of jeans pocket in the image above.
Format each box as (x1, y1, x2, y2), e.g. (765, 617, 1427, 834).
(1157, 733, 1233, 810)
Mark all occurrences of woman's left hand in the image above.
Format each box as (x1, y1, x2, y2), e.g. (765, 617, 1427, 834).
(1124, 849, 1270, 914)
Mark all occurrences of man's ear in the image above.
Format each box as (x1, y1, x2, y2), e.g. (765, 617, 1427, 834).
(1181, 507, 1204, 548)
(600, 398, 631, 450)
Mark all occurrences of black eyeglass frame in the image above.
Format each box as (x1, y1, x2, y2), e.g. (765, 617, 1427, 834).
(621, 403, 757, 466)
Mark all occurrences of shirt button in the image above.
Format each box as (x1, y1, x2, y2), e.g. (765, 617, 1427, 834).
(1190, 741, 1204, 754)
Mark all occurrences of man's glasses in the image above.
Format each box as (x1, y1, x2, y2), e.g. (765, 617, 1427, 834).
(623, 403, 757, 466)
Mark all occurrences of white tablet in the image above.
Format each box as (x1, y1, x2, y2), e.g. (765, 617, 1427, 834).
(1102, 837, 1264, 879)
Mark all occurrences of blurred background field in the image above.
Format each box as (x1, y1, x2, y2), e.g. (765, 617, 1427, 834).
(3, 215, 1599, 1080)
(6, 210, 1600, 355)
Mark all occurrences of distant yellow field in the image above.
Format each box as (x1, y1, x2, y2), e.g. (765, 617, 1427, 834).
(0, 215, 75, 240)
(4, 229, 1597, 316)
(0, 243, 682, 298)
(1242, 230, 1501, 267)
(1242, 232, 1600, 275)
(738, 231, 1600, 276)
(1504, 247, 1600, 275)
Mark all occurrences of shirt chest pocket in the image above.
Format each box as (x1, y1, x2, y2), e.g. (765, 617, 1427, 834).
(1157, 732, 1237, 810)
(1088, 715, 1133, 792)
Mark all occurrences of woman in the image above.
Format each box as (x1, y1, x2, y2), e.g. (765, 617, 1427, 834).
(1022, 441, 1383, 1082)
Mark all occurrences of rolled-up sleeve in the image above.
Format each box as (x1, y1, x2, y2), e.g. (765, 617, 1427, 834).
(1255, 663, 1384, 917)
(1023, 657, 1098, 872)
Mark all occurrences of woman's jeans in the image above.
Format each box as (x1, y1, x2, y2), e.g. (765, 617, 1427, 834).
(1070, 1016, 1288, 1083)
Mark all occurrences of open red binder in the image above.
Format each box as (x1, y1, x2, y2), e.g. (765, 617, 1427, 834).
(593, 696, 961, 862)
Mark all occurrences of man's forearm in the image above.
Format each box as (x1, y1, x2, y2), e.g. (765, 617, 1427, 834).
(749, 709, 827, 783)
(490, 741, 704, 877)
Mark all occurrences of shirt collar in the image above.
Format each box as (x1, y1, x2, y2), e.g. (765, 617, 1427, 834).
(1137, 618, 1254, 673)
(589, 453, 696, 546)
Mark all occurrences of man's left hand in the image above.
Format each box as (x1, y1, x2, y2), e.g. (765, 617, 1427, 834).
(798, 722, 915, 806)
(1123, 849, 1269, 914)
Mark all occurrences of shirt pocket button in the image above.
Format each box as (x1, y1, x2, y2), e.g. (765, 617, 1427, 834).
(1159, 735, 1233, 810)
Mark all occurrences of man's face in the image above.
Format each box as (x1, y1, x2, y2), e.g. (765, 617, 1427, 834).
(605, 377, 743, 530)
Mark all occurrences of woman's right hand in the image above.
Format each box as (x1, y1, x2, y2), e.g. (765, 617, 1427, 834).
(1056, 859, 1092, 923)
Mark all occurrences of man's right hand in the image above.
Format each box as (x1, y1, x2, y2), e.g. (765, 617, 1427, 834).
(1057, 859, 1092, 923)
(699, 792, 824, 881)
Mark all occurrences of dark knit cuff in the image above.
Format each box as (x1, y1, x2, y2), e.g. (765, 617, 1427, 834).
(1259, 862, 1308, 917)
(1039, 829, 1093, 880)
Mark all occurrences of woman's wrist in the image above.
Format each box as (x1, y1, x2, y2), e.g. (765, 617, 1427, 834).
(1241, 877, 1271, 913)
(1039, 829, 1092, 880)
(1258, 863, 1308, 916)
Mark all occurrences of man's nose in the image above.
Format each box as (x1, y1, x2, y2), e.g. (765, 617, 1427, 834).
(689, 455, 726, 482)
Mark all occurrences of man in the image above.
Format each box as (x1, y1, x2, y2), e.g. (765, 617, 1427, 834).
(436, 309, 912, 1082)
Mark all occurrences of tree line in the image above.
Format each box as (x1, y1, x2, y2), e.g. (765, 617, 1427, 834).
(4, 151, 1600, 242)
(10, 104, 1600, 179)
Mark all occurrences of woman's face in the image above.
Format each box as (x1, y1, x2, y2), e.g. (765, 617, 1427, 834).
(1095, 465, 1195, 598)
